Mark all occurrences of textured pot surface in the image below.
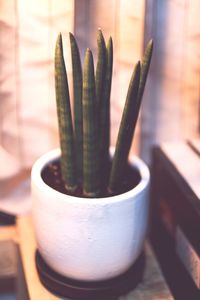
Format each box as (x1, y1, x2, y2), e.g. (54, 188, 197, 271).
(31, 148, 150, 281)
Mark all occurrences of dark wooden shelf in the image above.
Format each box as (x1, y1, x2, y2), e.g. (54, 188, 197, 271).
(151, 141, 200, 300)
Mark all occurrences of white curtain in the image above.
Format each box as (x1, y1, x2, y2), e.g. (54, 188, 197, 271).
(0, 0, 74, 170)
(141, 0, 200, 163)
(0, 0, 74, 213)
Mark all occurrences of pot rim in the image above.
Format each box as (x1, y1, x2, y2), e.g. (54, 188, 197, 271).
(31, 147, 150, 205)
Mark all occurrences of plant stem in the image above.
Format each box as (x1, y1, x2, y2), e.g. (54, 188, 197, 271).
(137, 39, 153, 109)
(95, 29, 107, 110)
(99, 37, 113, 176)
(83, 49, 100, 197)
(55, 33, 77, 193)
(69, 33, 83, 184)
(108, 62, 141, 194)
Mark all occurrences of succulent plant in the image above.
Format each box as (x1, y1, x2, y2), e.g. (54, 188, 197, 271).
(55, 30, 153, 197)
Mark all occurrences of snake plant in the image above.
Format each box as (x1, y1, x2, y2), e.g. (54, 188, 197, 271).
(55, 30, 153, 197)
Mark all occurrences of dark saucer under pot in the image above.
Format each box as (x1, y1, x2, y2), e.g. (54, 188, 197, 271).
(35, 250, 145, 300)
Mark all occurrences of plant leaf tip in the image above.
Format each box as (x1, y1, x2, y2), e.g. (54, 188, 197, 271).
(137, 60, 141, 67)
(149, 39, 153, 45)
(57, 32, 62, 42)
(147, 39, 154, 51)
(86, 47, 91, 54)
(108, 36, 113, 45)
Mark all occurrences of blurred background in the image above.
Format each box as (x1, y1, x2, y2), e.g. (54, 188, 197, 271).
(0, 0, 199, 215)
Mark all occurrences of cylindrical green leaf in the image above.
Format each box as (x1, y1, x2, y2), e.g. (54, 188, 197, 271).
(69, 33, 83, 184)
(83, 49, 100, 197)
(55, 33, 77, 192)
(108, 62, 141, 194)
(95, 29, 107, 109)
(99, 37, 113, 172)
(137, 39, 153, 105)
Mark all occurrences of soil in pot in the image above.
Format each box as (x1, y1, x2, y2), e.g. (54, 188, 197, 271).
(41, 158, 141, 198)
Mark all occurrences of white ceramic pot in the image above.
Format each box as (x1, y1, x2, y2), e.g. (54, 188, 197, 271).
(31, 148, 150, 281)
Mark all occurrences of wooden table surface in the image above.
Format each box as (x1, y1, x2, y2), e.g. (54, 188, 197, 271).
(17, 216, 58, 300)
(0, 225, 17, 279)
(16, 215, 174, 300)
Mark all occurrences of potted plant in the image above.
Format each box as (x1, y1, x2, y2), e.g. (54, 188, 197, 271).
(31, 29, 153, 283)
